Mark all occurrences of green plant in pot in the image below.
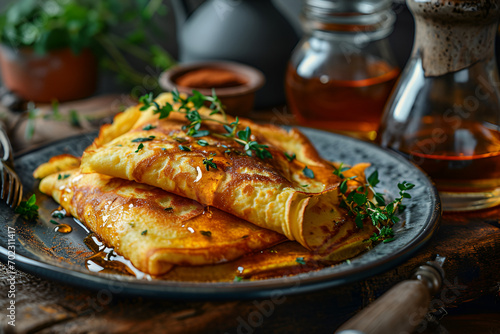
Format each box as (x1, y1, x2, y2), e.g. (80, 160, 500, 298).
(0, 0, 174, 103)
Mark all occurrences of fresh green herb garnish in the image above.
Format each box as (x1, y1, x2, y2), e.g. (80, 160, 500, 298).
(15, 194, 39, 222)
(178, 145, 191, 152)
(139, 92, 173, 119)
(203, 155, 218, 171)
(337, 166, 414, 243)
(234, 276, 243, 282)
(58, 174, 70, 180)
(222, 117, 240, 138)
(333, 163, 350, 178)
(296, 257, 306, 265)
(49, 220, 59, 225)
(234, 126, 273, 160)
(367, 170, 380, 188)
(284, 152, 296, 162)
(303, 166, 315, 179)
(197, 139, 209, 146)
(173, 136, 187, 143)
(141, 230, 148, 236)
(142, 124, 156, 131)
(369, 226, 394, 242)
(200, 230, 212, 237)
(301, 184, 309, 188)
(135, 143, 144, 153)
(131, 136, 155, 143)
(139, 91, 273, 159)
(52, 212, 65, 219)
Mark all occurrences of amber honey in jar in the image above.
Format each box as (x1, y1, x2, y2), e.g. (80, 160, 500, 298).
(378, 0, 500, 211)
(286, 0, 399, 140)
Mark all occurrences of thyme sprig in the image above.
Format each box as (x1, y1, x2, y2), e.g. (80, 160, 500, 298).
(334, 164, 414, 243)
(233, 126, 273, 159)
(138, 91, 273, 160)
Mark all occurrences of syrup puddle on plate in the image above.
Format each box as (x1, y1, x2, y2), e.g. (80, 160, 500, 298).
(50, 208, 73, 233)
(54, 224, 72, 234)
(83, 233, 151, 280)
(49, 208, 151, 280)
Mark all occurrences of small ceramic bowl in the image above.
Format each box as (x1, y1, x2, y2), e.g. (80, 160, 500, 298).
(159, 61, 265, 116)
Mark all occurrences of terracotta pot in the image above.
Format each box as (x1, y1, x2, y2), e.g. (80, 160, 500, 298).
(0, 45, 98, 103)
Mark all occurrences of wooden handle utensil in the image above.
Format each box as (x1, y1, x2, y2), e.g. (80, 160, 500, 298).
(336, 257, 445, 334)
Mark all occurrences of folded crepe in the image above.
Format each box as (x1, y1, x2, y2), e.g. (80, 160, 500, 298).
(80, 93, 371, 252)
(34, 155, 286, 275)
(35, 155, 377, 280)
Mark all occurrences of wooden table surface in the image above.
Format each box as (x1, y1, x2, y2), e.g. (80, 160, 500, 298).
(1, 102, 500, 334)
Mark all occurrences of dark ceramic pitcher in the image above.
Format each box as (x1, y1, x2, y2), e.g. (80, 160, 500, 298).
(171, 0, 299, 108)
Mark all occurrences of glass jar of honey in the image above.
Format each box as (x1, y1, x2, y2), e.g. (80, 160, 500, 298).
(378, 0, 500, 211)
(285, 0, 399, 140)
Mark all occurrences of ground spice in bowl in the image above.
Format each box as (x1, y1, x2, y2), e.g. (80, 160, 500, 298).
(175, 68, 247, 89)
(159, 61, 265, 116)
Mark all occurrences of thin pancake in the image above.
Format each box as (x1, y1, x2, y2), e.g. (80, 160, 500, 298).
(35, 156, 286, 275)
(163, 219, 378, 282)
(81, 93, 369, 251)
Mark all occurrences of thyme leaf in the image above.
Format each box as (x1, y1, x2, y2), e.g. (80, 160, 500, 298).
(203, 155, 218, 171)
(284, 152, 296, 162)
(142, 124, 156, 131)
(197, 139, 209, 146)
(303, 166, 315, 179)
(135, 143, 144, 152)
(131, 136, 155, 143)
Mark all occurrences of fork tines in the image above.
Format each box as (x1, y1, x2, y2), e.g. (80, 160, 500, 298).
(0, 162, 22, 208)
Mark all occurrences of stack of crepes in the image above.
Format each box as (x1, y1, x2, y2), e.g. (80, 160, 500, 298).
(33, 93, 377, 281)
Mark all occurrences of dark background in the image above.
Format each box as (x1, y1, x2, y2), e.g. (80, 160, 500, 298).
(0, 0, 416, 96)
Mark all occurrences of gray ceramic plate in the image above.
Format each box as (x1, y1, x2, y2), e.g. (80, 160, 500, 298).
(0, 129, 441, 299)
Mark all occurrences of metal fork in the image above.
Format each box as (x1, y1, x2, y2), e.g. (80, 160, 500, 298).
(0, 123, 22, 208)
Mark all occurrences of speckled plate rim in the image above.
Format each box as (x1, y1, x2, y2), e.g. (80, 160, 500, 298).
(0, 128, 441, 300)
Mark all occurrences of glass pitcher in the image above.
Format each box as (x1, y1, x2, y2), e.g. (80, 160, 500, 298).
(378, 0, 500, 211)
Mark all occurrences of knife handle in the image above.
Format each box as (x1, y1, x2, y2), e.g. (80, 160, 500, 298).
(335, 263, 443, 334)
